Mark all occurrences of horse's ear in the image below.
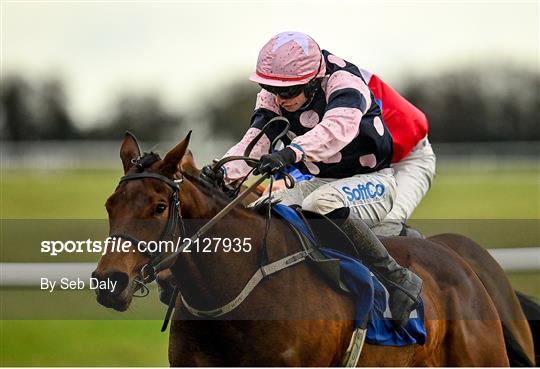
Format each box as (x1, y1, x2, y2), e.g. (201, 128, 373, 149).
(180, 149, 200, 176)
(120, 131, 141, 174)
(160, 131, 192, 177)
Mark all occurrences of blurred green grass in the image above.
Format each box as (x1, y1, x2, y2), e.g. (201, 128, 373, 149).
(1, 164, 539, 366)
(0, 320, 169, 366)
(1, 169, 121, 219)
(1, 166, 539, 219)
(413, 166, 539, 219)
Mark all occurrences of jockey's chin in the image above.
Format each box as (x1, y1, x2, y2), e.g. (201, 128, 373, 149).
(276, 92, 307, 112)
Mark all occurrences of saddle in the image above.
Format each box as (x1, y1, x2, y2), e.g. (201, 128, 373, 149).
(256, 200, 427, 348)
(253, 198, 424, 295)
(254, 199, 362, 294)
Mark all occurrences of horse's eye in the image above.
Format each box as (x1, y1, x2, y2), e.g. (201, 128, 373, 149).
(154, 203, 167, 215)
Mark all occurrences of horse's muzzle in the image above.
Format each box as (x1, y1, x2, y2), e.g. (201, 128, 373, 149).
(92, 269, 131, 311)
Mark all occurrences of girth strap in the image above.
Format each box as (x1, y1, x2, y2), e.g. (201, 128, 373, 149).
(181, 250, 308, 318)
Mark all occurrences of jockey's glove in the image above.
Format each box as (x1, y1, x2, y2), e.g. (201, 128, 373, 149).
(199, 164, 226, 189)
(255, 147, 296, 176)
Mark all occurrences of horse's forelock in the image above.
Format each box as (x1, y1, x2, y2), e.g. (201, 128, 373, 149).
(134, 152, 162, 172)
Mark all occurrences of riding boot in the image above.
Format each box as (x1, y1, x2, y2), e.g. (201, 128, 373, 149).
(341, 216, 423, 329)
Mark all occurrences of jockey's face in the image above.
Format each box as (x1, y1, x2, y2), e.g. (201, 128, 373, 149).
(275, 92, 308, 112)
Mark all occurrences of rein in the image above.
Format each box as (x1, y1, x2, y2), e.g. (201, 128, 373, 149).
(109, 118, 309, 329)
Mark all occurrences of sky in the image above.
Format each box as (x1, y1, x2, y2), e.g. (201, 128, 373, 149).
(1, 0, 539, 126)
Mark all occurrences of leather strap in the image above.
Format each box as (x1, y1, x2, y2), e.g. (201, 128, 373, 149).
(342, 328, 367, 367)
(180, 250, 308, 318)
(119, 172, 180, 190)
(161, 286, 180, 332)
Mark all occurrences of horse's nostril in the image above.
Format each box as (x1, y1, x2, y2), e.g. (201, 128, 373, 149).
(91, 270, 98, 280)
(107, 271, 129, 295)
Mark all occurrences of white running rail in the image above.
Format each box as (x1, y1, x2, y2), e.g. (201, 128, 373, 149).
(1, 248, 539, 286)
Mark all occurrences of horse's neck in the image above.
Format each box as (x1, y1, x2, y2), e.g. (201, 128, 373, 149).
(174, 181, 275, 310)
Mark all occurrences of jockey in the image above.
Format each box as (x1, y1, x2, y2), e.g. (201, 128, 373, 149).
(200, 31, 435, 327)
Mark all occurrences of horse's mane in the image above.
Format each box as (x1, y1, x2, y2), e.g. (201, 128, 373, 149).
(180, 170, 250, 209)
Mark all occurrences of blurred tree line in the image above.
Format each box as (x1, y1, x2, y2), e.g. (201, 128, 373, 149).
(401, 65, 539, 142)
(0, 75, 183, 141)
(1, 64, 538, 142)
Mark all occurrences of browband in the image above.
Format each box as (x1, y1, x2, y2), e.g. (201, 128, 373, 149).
(119, 172, 180, 190)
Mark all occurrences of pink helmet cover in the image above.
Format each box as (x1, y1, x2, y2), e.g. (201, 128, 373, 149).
(249, 31, 326, 87)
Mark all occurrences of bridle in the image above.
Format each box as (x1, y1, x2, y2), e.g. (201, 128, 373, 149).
(107, 156, 188, 300)
(109, 159, 274, 284)
(109, 168, 185, 284)
(109, 157, 299, 331)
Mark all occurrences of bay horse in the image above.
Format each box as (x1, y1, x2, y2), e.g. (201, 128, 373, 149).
(94, 132, 517, 366)
(160, 144, 536, 367)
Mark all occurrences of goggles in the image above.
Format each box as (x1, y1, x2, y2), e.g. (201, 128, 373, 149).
(259, 55, 323, 100)
(259, 84, 306, 99)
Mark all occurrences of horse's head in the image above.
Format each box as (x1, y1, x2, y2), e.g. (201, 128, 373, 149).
(93, 131, 192, 311)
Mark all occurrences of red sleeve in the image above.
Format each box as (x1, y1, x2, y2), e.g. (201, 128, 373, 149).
(367, 74, 429, 162)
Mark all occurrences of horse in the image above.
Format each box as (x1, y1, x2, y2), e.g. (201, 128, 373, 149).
(153, 208, 538, 365)
(159, 147, 536, 366)
(154, 206, 537, 365)
(94, 132, 516, 366)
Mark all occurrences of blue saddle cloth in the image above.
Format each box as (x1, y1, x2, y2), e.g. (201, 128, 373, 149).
(272, 204, 427, 346)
